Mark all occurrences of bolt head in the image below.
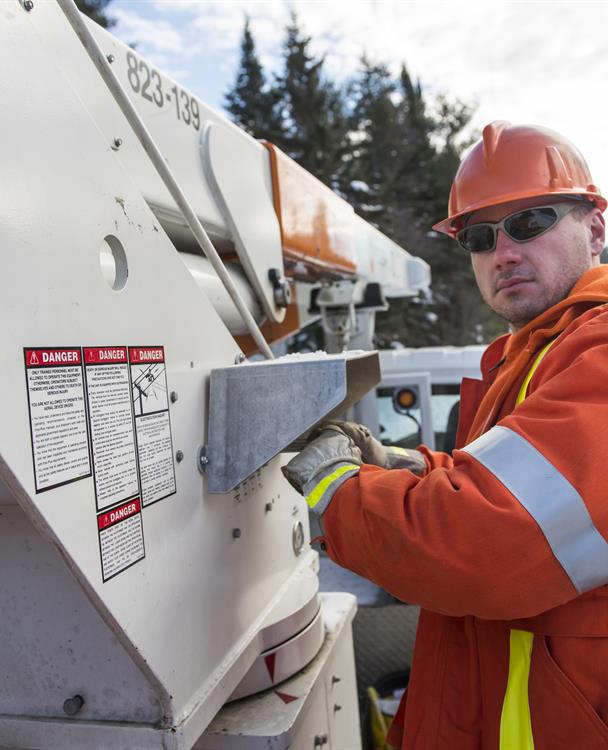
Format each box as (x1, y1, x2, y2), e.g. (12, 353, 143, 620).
(24, 0, 34, 10)
(170, 390, 178, 403)
(63, 695, 84, 716)
(175, 450, 184, 463)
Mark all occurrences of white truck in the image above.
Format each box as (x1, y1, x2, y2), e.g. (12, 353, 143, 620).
(0, 2, 436, 749)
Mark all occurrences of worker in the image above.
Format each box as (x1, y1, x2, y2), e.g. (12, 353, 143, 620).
(282, 121, 608, 750)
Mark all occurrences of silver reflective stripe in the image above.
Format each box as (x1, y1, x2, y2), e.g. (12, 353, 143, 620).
(462, 425, 608, 593)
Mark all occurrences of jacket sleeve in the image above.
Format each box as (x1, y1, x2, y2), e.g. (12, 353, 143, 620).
(321, 317, 608, 620)
(416, 444, 454, 472)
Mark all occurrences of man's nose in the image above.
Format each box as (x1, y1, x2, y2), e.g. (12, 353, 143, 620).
(493, 229, 523, 267)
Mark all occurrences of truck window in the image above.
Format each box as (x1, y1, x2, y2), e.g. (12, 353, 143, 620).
(377, 385, 460, 452)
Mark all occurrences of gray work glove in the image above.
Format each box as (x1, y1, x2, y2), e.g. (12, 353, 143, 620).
(321, 420, 427, 475)
(281, 429, 362, 514)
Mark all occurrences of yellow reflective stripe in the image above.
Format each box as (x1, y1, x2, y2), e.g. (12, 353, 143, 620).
(499, 629, 535, 750)
(305, 464, 359, 510)
(388, 446, 411, 456)
(515, 339, 557, 406)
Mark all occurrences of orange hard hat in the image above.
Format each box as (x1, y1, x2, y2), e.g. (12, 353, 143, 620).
(433, 121, 607, 237)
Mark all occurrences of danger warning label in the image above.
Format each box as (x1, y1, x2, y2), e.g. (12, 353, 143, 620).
(24, 348, 91, 493)
(129, 347, 176, 506)
(97, 498, 145, 581)
(24, 343, 176, 582)
(84, 347, 139, 512)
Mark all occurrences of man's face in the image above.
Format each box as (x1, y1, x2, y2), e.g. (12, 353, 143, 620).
(468, 196, 605, 330)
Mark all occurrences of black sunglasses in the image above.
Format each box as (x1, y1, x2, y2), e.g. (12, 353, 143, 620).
(456, 201, 583, 253)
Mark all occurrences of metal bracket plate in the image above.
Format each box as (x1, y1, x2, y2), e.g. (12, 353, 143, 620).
(206, 351, 380, 493)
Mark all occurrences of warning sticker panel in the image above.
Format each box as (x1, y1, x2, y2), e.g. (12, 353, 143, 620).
(23, 343, 175, 582)
(129, 347, 176, 507)
(97, 498, 145, 581)
(84, 347, 139, 511)
(24, 348, 91, 493)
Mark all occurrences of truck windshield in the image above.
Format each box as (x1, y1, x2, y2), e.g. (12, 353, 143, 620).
(377, 385, 460, 452)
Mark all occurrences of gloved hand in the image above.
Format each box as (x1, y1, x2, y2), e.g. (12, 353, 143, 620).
(321, 420, 427, 475)
(281, 429, 362, 514)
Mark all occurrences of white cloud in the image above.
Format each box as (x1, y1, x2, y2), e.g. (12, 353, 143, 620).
(112, 7, 183, 53)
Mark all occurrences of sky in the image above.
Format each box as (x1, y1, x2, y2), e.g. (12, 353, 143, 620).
(109, 0, 608, 201)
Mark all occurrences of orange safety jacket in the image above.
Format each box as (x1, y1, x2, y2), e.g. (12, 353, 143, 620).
(319, 266, 608, 750)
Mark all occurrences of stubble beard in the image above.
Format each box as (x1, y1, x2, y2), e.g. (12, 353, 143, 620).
(489, 250, 590, 330)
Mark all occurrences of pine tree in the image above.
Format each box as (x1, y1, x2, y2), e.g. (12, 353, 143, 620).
(75, 0, 115, 28)
(341, 61, 505, 346)
(272, 14, 348, 187)
(339, 59, 404, 232)
(374, 77, 505, 347)
(224, 19, 282, 142)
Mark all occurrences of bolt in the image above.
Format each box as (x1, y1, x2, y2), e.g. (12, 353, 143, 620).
(23, 0, 34, 10)
(112, 137, 122, 150)
(175, 450, 184, 463)
(234, 352, 246, 365)
(314, 735, 328, 747)
(232, 528, 241, 539)
(106, 54, 115, 63)
(265, 502, 273, 513)
(198, 446, 209, 473)
(268, 268, 291, 308)
(170, 391, 178, 403)
(63, 695, 84, 716)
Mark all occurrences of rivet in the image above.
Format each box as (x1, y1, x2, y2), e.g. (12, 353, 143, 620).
(175, 450, 184, 463)
(63, 695, 84, 716)
(23, 0, 34, 10)
(106, 54, 115, 63)
(170, 391, 178, 403)
(232, 528, 241, 539)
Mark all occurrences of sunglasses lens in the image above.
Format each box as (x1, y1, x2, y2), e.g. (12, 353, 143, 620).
(504, 207, 558, 241)
(458, 225, 495, 253)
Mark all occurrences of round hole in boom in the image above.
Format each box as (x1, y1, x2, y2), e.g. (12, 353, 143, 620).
(99, 235, 128, 291)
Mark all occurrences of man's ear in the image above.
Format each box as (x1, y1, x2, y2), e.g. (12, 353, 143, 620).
(589, 209, 606, 258)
